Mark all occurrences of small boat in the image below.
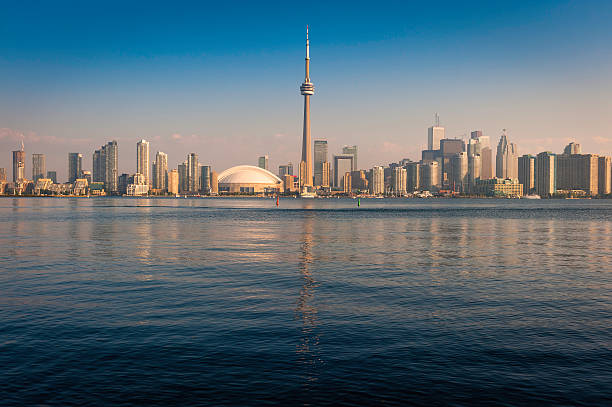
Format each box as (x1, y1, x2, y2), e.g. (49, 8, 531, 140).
(524, 195, 541, 199)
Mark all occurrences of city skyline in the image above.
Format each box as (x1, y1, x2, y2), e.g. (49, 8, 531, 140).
(1, 1, 611, 180)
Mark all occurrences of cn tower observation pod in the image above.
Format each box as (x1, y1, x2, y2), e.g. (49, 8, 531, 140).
(218, 165, 283, 194)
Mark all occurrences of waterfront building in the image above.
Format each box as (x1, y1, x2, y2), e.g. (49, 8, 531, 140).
(32, 154, 46, 183)
(68, 153, 82, 183)
(299, 26, 314, 190)
(0, 168, 6, 182)
(72, 178, 89, 196)
(34, 178, 53, 195)
(188, 153, 200, 193)
(496, 130, 518, 180)
(321, 162, 331, 188)
(168, 169, 179, 195)
(451, 152, 468, 192)
(563, 142, 581, 155)
(391, 166, 407, 196)
(152, 152, 168, 191)
(258, 155, 269, 171)
(440, 139, 465, 186)
(47, 171, 57, 184)
(370, 166, 384, 195)
(218, 165, 282, 194)
(80, 170, 92, 185)
(419, 161, 440, 191)
(467, 154, 481, 193)
(126, 173, 149, 196)
(343, 172, 352, 194)
(12, 141, 26, 183)
(94, 141, 118, 193)
(518, 155, 536, 195)
(136, 140, 150, 185)
(283, 174, 298, 193)
(178, 161, 188, 193)
(200, 165, 211, 193)
(118, 173, 129, 195)
(474, 178, 523, 197)
(556, 154, 599, 195)
(351, 170, 368, 192)
(536, 152, 556, 197)
(314, 139, 328, 186)
(333, 154, 354, 189)
(598, 156, 611, 195)
(211, 171, 219, 194)
(342, 145, 358, 170)
(405, 162, 420, 192)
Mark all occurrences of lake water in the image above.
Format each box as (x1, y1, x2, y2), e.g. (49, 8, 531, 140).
(1, 197, 611, 406)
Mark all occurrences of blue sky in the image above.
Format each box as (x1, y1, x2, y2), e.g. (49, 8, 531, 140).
(1, 0, 611, 180)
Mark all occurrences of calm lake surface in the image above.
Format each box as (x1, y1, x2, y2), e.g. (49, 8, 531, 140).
(1, 197, 611, 406)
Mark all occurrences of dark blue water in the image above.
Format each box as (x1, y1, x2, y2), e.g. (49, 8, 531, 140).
(1, 198, 611, 406)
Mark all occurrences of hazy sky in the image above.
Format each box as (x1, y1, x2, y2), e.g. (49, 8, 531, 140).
(1, 0, 611, 181)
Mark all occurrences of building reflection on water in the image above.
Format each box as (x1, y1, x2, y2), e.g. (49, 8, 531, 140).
(295, 211, 322, 387)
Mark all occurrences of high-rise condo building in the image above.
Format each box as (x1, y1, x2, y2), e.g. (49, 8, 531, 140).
(496, 130, 518, 179)
(419, 161, 440, 191)
(47, 171, 57, 184)
(187, 153, 200, 193)
(480, 147, 494, 179)
(152, 151, 168, 191)
(451, 152, 468, 192)
(0, 168, 6, 182)
(200, 165, 211, 193)
(92, 149, 104, 182)
(518, 155, 536, 195)
(258, 155, 269, 171)
(314, 139, 328, 186)
(321, 162, 331, 188)
(105, 141, 118, 193)
(391, 166, 407, 196)
(136, 139, 150, 185)
(598, 156, 611, 196)
(68, 153, 83, 183)
(32, 154, 46, 183)
(278, 164, 294, 178)
(12, 141, 25, 182)
(299, 26, 314, 190)
(467, 154, 481, 193)
(178, 161, 187, 193)
(370, 166, 385, 195)
(556, 154, 598, 195)
(440, 139, 465, 186)
(210, 171, 219, 194)
(342, 145, 358, 171)
(168, 169, 179, 195)
(536, 152, 556, 197)
(343, 172, 352, 194)
(405, 162, 420, 192)
(563, 142, 581, 155)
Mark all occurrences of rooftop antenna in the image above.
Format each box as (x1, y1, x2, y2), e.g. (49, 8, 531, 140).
(435, 113, 440, 127)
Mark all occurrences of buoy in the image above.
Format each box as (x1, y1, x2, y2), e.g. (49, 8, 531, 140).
(276, 195, 279, 207)
(357, 198, 360, 207)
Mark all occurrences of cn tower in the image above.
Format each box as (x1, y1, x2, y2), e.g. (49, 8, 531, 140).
(299, 26, 314, 189)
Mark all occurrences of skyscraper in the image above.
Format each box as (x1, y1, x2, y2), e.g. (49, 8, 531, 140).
(370, 166, 385, 195)
(451, 152, 468, 192)
(168, 169, 179, 195)
(480, 147, 494, 179)
(496, 130, 518, 179)
(536, 152, 556, 197)
(405, 162, 420, 192)
(47, 171, 57, 184)
(556, 154, 598, 195)
(104, 141, 118, 193)
(313, 139, 328, 186)
(598, 156, 611, 196)
(467, 154, 481, 193)
(428, 114, 445, 151)
(12, 141, 25, 183)
(68, 153, 83, 183)
(299, 26, 314, 189)
(32, 154, 46, 183)
(342, 145, 358, 171)
(92, 149, 104, 182)
(0, 168, 6, 182)
(200, 165, 211, 193)
(518, 155, 536, 195)
(178, 161, 187, 194)
(333, 154, 354, 188)
(136, 139, 150, 185)
(258, 155, 269, 171)
(187, 153, 199, 193)
(391, 166, 407, 196)
(152, 151, 168, 191)
(563, 142, 581, 155)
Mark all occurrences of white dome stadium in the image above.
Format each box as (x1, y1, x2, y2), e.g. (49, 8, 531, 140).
(218, 165, 283, 194)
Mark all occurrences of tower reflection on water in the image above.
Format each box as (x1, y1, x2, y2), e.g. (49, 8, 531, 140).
(294, 205, 322, 386)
